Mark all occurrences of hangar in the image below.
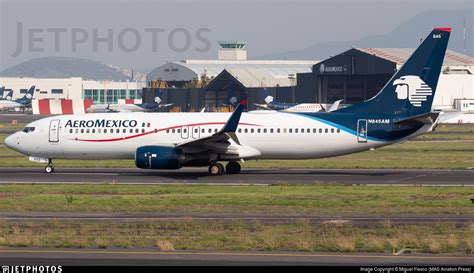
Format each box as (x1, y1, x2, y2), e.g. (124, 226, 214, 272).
(311, 48, 474, 113)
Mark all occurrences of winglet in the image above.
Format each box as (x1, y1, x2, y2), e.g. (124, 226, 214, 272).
(220, 103, 243, 133)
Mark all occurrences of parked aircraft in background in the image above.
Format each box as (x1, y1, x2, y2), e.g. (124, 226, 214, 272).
(254, 91, 344, 113)
(0, 90, 13, 101)
(0, 86, 35, 111)
(5, 28, 451, 176)
(86, 97, 174, 113)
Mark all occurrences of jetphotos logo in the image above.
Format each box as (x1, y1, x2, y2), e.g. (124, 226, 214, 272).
(1, 265, 62, 273)
(393, 75, 433, 107)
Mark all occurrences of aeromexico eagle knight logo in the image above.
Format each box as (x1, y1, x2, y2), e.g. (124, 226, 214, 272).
(393, 75, 433, 107)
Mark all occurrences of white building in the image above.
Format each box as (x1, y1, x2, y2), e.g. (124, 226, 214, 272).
(0, 77, 146, 104)
(147, 41, 319, 87)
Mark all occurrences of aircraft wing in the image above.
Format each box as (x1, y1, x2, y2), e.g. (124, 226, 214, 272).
(176, 104, 261, 158)
(253, 103, 272, 110)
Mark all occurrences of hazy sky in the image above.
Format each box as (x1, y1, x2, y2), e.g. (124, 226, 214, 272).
(0, 0, 472, 72)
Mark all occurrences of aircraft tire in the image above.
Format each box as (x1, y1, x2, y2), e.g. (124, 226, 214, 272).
(225, 161, 241, 174)
(208, 163, 224, 176)
(45, 166, 54, 174)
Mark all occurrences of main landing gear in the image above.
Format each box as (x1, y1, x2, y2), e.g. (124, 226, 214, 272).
(208, 161, 241, 176)
(44, 160, 54, 174)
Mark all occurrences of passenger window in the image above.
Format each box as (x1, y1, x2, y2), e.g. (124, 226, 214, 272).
(289, 129, 292, 133)
(154, 129, 158, 133)
(201, 128, 205, 133)
(81, 129, 84, 133)
(263, 128, 267, 133)
(270, 128, 274, 133)
(104, 129, 107, 133)
(313, 128, 316, 133)
(319, 128, 322, 133)
(135, 129, 139, 133)
(69, 129, 73, 134)
(129, 129, 133, 133)
(244, 128, 248, 133)
(208, 128, 212, 133)
(250, 128, 254, 133)
(92, 129, 96, 134)
(142, 129, 145, 133)
(122, 129, 126, 133)
(238, 129, 242, 133)
(178, 129, 181, 133)
(331, 128, 334, 133)
(172, 129, 175, 133)
(325, 128, 328, 133)
(257, 128, 261, 133)
(214, 129, 218, 133)
(98, 129, 101, 134)
(86, 129, 90, 134)
(75, 129, 79, 134)
(282, 128, 287, 133)
(337, 129, 340, 133)
(295, 129, 298, 133)
(183, 129, 187, 133)
(307, 129, 310, 133)
(277, 128, 281, 133)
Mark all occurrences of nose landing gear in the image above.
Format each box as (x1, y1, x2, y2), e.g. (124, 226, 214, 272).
(44, 160, 54, 174)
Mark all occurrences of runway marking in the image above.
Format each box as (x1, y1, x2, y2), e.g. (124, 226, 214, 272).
(0, 249, 472, 260)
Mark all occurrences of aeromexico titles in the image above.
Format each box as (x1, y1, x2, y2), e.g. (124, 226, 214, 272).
(5, 28, 451, 175)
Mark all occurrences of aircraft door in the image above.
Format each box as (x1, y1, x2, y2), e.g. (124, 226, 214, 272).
(49, 119, 60, 143)
(357, 119, 368, 143)
(181, 126, 189, 139)
(192, 126, 200, 139)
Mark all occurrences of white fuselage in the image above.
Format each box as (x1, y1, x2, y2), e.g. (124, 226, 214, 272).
(0, 100, 23, 110)
(5, 111, 392, 161)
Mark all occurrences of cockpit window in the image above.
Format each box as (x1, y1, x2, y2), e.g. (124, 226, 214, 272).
(22, 127, 35, 133)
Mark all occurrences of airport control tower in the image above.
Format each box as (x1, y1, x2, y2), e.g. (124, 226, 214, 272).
(217, 41, 247, 61)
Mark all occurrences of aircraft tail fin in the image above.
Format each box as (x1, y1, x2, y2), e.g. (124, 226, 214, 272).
(337, 28, 451, 117)
(16, 86, 35, 105)
(5, 90, 13, 101)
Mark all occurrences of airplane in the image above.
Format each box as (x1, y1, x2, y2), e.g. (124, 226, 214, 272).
(0, 86, 35, 111)
(0, 90, 14, 101)
(86, 97, 173, 113)
(5, 28, 451, 176)
(254, 91, 343, 113)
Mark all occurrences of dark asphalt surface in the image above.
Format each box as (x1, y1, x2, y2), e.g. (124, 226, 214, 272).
(0, 248, 472, 266)
(0, 167, 472, 185)
(1, 212, 472, 226)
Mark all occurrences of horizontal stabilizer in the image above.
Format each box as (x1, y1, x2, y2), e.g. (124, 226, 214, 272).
(393, 112, 439, 125)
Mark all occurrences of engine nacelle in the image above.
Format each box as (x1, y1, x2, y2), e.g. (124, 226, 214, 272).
(135, 146, 183, 169)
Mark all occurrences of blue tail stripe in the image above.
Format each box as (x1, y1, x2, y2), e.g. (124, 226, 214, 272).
(293, 113, 391, 143)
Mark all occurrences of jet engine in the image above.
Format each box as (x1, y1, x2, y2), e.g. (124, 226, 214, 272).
(135, 146, 184, 169)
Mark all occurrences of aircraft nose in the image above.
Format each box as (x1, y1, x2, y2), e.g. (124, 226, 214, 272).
(4, 134, 16, 149)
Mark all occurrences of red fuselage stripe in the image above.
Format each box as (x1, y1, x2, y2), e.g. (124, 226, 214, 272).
(72, 122, 262, 142)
